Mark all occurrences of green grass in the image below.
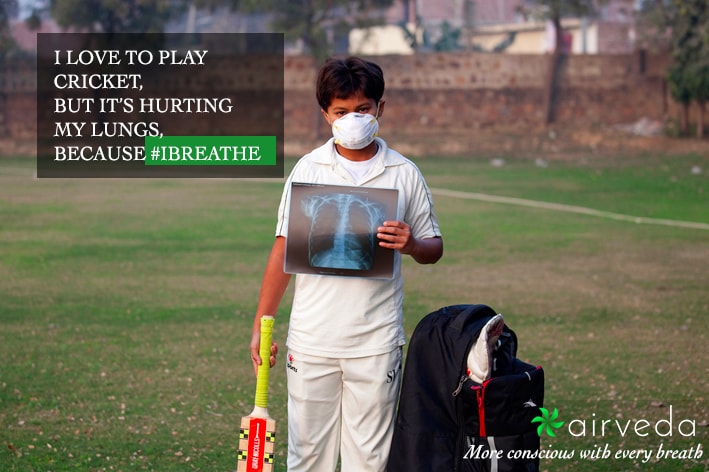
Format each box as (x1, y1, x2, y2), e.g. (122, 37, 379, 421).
(0, 153, 707, 471)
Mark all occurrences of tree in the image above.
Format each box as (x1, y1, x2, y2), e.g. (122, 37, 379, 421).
(635, 0, 673, 52)
(518, 0, 604, 124)
(667, 61, 693, 133)
(253, 0, 393, 63)
(686, 60, 709, 137)
(25, 9, 43, 31)
(644, 0, 709, 137)
(0, 0, 19, 54)
(434, 21, 462, 52)
(50, 0, 185, 34)
(671, 0, 709, 137)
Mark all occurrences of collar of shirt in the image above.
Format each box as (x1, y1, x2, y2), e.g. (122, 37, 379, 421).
(310, 137, 408, 184)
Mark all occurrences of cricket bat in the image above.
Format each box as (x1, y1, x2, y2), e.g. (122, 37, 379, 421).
(237, 315, 276, 472)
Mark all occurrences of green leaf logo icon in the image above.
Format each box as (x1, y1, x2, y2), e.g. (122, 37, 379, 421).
(531, 407, 564, 437)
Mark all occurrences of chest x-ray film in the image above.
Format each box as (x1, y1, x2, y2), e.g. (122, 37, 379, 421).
(285, 183, 399, 278)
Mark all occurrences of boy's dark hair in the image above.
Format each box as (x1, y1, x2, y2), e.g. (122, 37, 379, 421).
(316, 56, 385, 110)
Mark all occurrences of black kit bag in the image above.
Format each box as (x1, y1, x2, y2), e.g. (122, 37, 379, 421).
(387, 304, 544, 472)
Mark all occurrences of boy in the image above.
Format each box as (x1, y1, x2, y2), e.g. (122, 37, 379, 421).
(250, 56, 443, 472)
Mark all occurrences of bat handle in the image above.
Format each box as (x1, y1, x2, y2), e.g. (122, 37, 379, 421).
(254, 315, 275, 409)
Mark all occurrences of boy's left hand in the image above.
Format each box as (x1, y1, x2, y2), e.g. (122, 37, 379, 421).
(377, 220, 416, 255)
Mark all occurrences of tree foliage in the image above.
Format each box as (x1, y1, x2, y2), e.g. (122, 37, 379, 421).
(518, 0, 604, 124)
(249, 0, 393, 62)
(641, 0, 709, 136)
(50, 0, 185, 34)
(0, 0, 19, 53)
(434, 21, 461, 52)
(635, 0, 673, 52)
(518, 0, 601, 52)
(46, 0, 393, 61)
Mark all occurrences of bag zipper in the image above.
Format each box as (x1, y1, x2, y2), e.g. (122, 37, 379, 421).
(450, 375, 466, 472)
(452, 375, 467, 397)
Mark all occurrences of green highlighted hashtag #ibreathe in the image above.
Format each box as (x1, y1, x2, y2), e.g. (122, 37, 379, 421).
(144, 136, 276, 166)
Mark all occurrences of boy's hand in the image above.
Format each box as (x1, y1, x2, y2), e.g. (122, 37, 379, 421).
(377, 220, 416, 255)
(250, 330, 279, 376)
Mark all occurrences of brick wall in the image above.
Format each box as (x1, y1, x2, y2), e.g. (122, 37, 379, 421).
(284, 52, 673, 155)
(1, 51, 676, 156)
(285, 52, 669, 129)
(0, 58, 36, 140)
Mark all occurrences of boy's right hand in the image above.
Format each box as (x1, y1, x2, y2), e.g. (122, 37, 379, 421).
(250, 330, 279, 376)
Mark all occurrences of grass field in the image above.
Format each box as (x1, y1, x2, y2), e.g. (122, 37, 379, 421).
(1, 151, 707, 471)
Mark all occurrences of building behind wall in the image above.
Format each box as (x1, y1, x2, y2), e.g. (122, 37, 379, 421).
(351, 0, 639, 55)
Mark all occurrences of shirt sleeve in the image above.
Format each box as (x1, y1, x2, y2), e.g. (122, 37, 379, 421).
(405, 165, 442, 240)
(275, 172, 295, 237)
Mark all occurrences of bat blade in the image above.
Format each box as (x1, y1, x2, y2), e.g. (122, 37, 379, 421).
(237, 414, 276, 472)
(237, 316, 276, 472)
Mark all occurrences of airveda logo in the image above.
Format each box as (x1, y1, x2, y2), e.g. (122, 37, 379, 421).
(532, 407, 564, 437)
(523, 405, 704, 464)
(532, 405, 698, 439)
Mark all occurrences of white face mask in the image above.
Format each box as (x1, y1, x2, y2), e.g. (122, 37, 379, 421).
(331, 106, 379, 150)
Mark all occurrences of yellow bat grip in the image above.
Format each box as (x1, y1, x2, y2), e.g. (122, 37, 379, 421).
(254, 316, 275, 409)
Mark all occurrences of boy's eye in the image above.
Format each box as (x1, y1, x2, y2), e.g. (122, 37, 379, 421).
(332, 107, 369, 116)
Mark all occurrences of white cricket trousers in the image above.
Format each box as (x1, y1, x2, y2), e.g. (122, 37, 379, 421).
(285, 347, 403, 472)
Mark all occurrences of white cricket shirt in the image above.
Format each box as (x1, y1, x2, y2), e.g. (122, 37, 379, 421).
(276, 137, 441, 358)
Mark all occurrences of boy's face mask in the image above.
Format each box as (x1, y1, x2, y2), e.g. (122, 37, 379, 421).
(331, 103, 380, 150)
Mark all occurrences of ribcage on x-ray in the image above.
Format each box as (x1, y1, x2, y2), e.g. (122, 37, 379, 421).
(301, 193, 386, 270)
